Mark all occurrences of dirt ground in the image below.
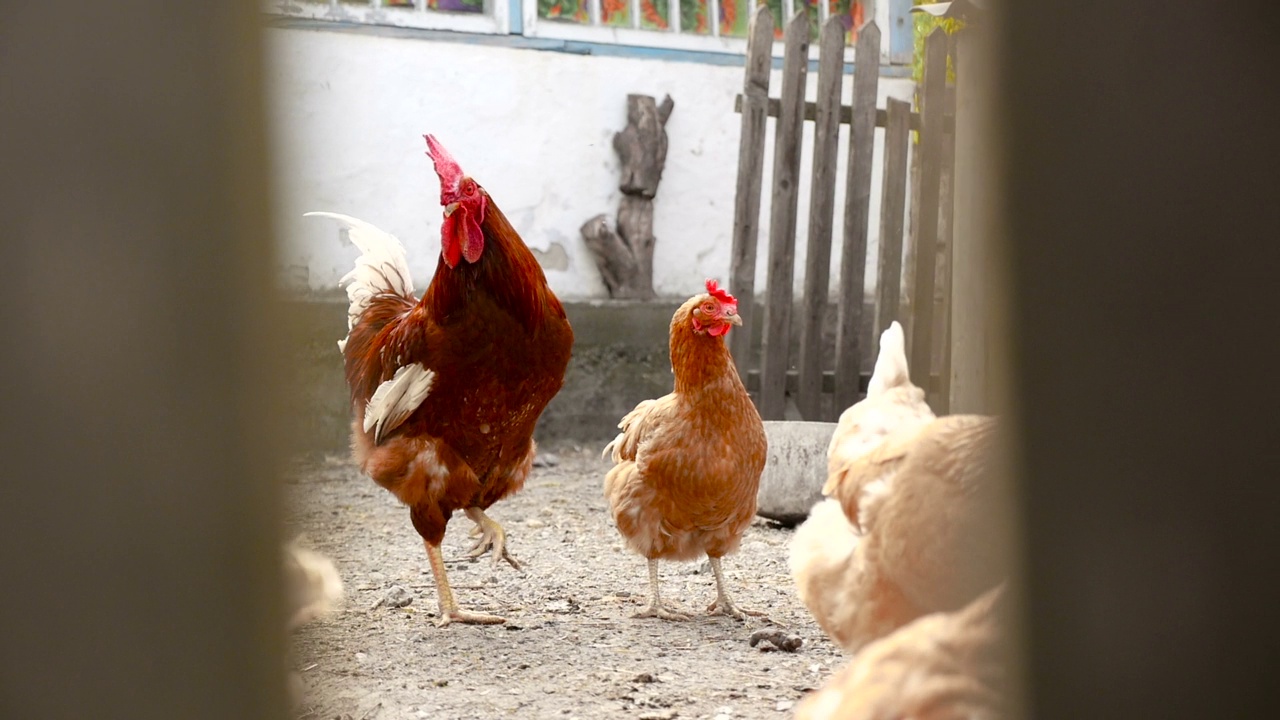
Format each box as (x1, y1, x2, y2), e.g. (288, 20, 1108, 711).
(285, 445, 844, 720)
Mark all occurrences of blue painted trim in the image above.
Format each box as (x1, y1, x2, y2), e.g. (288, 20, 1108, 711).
(507, 0, 523, 34)
(265, 17, 914, 76)
(888, 0, 914, 64)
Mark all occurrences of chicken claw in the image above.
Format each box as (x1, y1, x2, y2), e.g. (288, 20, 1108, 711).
(633, 603, 693, 622)
(706, 556, 765, 622)
(463, 507, 522, 570)
(424, 540, 506, 627)
(631, 558, 693, 621)
(435, 608, 506, 627)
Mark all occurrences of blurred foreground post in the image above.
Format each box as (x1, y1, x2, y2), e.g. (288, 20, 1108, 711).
(1000, 0, 1280, 717)
(0, 3, 287, 719)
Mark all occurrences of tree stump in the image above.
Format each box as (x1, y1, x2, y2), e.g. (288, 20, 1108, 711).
(582, 93, 674, 300)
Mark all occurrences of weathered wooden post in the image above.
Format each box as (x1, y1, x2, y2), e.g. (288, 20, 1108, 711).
(582, 93, 675, 300)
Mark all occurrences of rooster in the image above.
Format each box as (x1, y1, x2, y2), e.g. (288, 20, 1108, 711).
(307, 135, 573, 626)
(603, 280, 767, 621)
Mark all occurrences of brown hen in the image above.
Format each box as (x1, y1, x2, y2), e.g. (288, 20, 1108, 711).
(603, 280, 767, 620)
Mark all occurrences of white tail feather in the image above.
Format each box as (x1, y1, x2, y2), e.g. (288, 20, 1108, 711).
(305, 212, 415, 351)
(363, 363, 435, 444)
(867, 321, 911, 397)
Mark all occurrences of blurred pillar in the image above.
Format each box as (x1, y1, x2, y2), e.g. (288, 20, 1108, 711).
(999, 0, 1280, 718)
(0, 3, 287, 719)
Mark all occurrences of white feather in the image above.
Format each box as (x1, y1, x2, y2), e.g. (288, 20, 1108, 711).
(305, 212, 415, 352)
(363, 363, 436, 444)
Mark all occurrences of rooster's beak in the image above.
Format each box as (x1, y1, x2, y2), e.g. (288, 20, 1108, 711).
(443, 202, 459, 218)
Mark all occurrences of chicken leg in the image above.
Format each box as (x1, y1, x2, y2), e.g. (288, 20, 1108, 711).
(633, 558, 692, 621)
(706, 556, 763, 621)
(424, 540, 504, 626)
(463, 507, 521, 570)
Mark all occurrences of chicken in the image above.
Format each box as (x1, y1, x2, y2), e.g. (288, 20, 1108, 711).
(284, 542, 344, 631)
(603, 280, 767, 621)
(306, 135, 573, 626)
(794, 586, 1008, 720)
(791, 321, 1003, 652)
(793, 413, 1003, 651)
(825, 320, 935, 523)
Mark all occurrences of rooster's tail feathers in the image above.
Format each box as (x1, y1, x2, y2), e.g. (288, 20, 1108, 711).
(305, 212, 416, 351)
(867, 321, 911, 396)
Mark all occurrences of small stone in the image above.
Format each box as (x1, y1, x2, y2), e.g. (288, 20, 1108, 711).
(775, 700, 795, 712)
(638, 711, 677, 720)
(716, 707, 734, 716)
(355, 652, 369, 664)
(368, 571, 386, 584)
(526, 519, 547, 529)
(533, 453, 561, 468)
(633, 672, 656, 684)
(384, 585, 413, 608)
(544, 599, 578, 614)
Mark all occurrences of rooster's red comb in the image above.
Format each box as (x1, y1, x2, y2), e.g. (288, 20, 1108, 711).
(424, 134, 463, 199)
(705, 278, 737, 306)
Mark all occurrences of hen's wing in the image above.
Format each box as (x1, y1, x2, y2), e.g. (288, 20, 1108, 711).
(602, 395, 676, 463)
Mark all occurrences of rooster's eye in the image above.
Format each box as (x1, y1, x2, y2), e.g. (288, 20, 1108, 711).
(463, 181, 475, 196)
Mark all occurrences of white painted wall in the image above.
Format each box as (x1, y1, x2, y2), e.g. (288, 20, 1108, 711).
(266, 26, 914, 300)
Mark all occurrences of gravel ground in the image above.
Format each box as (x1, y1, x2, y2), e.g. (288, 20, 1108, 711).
(286, 446, 843, 720)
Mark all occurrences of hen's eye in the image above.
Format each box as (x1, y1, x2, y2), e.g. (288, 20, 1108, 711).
(702, 302, 715, 314)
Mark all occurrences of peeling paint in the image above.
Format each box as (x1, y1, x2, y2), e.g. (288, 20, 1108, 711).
(531, 241, 570, 272)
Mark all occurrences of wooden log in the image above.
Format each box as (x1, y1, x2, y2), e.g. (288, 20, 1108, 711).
(909, 29, 948, 398)
(729, 5, 775, 374)
(796, 16, 846, 421)
(582, 93, 673, 299)
(759, 11, 810, 421)
(834, 21, 881, 414)
(875, 97, 910, 339)
(614, 93, 674, 198)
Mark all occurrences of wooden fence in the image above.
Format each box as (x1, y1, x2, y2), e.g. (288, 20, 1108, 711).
(729, 6, 957, 421)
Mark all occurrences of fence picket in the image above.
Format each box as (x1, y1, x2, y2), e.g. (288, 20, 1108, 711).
(758, 11, 811, 420)
(834, 21, 880, 415)
(909, 28, 948, 396)
(876, 97, 910, 340)
(796, 16, 847, 421)
(728, 5, 775, 375)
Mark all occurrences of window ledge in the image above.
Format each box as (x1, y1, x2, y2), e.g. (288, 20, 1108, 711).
(264, 16, 914, 73)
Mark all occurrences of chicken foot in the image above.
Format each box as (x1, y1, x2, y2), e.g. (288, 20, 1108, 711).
(706, 556, 765, 621)
(424, 540, 505, 626)
(463, 507, 522, 570)
(633, 558, 692, 621)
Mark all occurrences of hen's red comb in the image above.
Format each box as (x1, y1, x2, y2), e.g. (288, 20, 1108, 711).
(705, 278, 737, 306)
(424, 134, 464, 200)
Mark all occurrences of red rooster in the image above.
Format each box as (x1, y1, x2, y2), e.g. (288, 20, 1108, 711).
(603, 280, 767, 620)
(307, 135, 574, 626)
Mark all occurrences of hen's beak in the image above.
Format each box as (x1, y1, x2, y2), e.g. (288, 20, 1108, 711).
(725, 310, 743, 326)
(443, 202, 459, 218)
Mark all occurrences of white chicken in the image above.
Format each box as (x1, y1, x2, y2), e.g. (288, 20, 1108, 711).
(790, 322, 1004, 652)
(794, 585, 1009, 720)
